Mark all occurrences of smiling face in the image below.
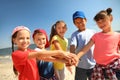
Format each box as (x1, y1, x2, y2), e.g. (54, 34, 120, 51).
(74, 18, 86, 31)
(96, 16, 112, 32)
(55, 22, 67, 38)
(13, 30, 30, 51)
(33, 33, 46, 49)
(94, 8, 113, 33)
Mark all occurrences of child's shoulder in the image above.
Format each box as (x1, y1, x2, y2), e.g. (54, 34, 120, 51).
(52, 35, 58, 39)
(86, 29, 96, 33)
(12, 49, 34, 54)
(71, 30, 80, 36)
(50, 35, 59, 43)
(12, 49, 30, 58)
(114, 31, 120, 37)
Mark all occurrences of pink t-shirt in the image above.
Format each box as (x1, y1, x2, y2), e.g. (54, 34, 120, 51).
(92, 32, 120, 65)
(12, 49, 39, 80)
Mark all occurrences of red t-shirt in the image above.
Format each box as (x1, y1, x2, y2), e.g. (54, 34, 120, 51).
(12, 49, 39, 80)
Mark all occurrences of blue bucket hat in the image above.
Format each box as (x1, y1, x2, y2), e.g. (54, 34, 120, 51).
(73, 11, 86, 20)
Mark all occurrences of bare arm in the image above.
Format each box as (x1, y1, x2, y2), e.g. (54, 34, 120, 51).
(53, 40, 78, 65)
(52, 40, 63, 50)
(77, 40, 94, 59)
(37, 56, 68, 63)
(70, 45, 76, 53)
(52, 40, 65, 59)
(28, 50, 67, 59)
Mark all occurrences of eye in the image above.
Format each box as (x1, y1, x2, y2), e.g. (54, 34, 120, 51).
(19, 37, 24, 40)
(37, 38, 41, 41)
(42, 38, 46, 40)
(27, 37, 30, 40)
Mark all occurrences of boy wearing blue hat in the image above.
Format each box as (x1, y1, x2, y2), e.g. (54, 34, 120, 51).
(70, 11, 96, 80)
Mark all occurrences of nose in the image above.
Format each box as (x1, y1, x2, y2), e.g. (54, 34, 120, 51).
(24, 38, 29, 43)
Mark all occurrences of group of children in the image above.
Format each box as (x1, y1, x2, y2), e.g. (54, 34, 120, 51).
(11, 7, 120, 80)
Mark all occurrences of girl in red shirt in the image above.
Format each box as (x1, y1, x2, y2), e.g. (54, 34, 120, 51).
(11, 26, 77, 80)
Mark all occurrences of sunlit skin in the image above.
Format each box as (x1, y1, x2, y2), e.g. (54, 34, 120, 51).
(96, 16, 113, 33)
(55, 22, 67, 38)
(74, 18, 87, 31)
(70, 18, 87, 54)
(11, 28, 78, 77)
(77, 15, 114, 62)
(33, 32, 78, 65)
(33, 33, 46, 50)
(13, 30, 30, 51)
(53, 22, 79, 66)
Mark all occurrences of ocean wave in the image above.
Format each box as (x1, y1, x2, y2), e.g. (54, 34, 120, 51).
(0, 55, 12, 63)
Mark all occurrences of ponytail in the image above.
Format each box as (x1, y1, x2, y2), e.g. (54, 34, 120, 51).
(13, 65, 18, 76)
(49, 24, 57, 43)
(49, 20, 67, 43)
(11, 32, 18, 76)
(12, 40, 14, 52)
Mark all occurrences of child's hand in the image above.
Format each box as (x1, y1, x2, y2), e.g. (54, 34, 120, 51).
(54, 50, 79, 66)
(65, 53, 79, 66)
(56, 50, 71, 59)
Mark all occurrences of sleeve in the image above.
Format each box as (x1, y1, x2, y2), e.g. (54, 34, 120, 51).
(12, 50, 29, 66)
(65, 38, 68, 47)
(51, 35, 58, 43)
(91, 34, 96, 43)
(70, 33, 77, 48)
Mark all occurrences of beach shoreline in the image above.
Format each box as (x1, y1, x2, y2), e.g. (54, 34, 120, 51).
(0, 55, 18, 80)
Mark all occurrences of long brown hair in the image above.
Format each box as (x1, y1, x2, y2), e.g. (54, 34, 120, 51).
(11, 26, 30, 76)
(11, 31, 18, 76)
(49, 20, 67, 43)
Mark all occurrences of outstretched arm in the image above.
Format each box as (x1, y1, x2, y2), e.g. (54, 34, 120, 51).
(53, 40, 78, 66)
(37, 56, 68, 63)
(36, 51, 78, 65)
(77, 40, 94, 59)
(28, 50, 69, 59)
(70, 45, 76, 53)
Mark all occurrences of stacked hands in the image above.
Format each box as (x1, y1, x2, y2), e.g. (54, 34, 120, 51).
(64, 53, 78, 66)
(53, 50, 79, 66)
(37, 50, 79, 66)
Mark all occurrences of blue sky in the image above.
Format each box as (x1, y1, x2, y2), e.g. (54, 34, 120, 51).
(0, 0, 120, 49)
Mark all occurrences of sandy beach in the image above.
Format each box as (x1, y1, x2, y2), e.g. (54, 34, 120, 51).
(0, 56, 18, 80)
(0, 55, 75, 80)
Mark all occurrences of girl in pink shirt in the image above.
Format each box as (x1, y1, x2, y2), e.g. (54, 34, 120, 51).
(77, 8, 120, 80)
(11, 26, 77, 80)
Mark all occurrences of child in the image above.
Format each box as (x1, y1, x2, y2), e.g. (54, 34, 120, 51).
(32, 29, 57, 80)
(49, 20, 75, 80)
(11, 26, 77, 80)
(77, 8, 120, 80)
(70, 11, 96, 80)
